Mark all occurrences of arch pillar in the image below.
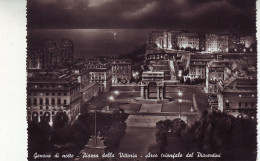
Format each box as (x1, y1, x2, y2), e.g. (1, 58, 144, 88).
(157, 86, 160, 100)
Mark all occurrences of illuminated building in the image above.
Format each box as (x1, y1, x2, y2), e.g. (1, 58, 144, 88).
(177, 33, 199, 50)
(217, 77, 257, 117)
(110, 59, 132, 85)
(205, 33, 229, 53)
(27, 49, 44, 69)
(205, 60, 231, 93)
(145, 50, 179, 80)
(71, 62, 99, 104)
(188, 54, 219, 80)
(86, 59, 112, 92)
(147, 31, 164, 49)
(27, 38, 75, 70)
(140, 71, 165, 99)
(27, 72, 81, 124)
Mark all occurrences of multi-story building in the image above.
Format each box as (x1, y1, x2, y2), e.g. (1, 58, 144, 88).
(60, 38, 74, 64)
(27, 72, 81, 124)
(177, 33, 199, 50)
(199, 34, 206, 51)
(27, 39, 74, 70)
(188, 54, 219, 80)
(205, 60, 231, 93)
(147, 31, 164, 49)
(85, 59, 112, 92)
(205, 33, 229, 53)
(228, 32, 240, 53)
(217, 33, 229, 53)
(27, 49, 44, 69)
(216, 77, 257, 117)
(110, 59, 132, 85)
(145, 50, 179, 81)
(71, 62, 99, 104)
(169, 30, 183, 50)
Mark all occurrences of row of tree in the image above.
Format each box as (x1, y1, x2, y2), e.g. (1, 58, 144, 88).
(148, 111, 257, 161)
(28, 109, 128, 160)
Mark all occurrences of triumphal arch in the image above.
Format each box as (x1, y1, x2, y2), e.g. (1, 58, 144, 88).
(140, 71, 165, 100)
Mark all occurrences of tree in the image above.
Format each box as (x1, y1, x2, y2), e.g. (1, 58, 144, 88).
(171, 118, 187, 137)
(53, 111, 69, 129)
(180, 77, 184, 84)
(186, 78, 191, 85)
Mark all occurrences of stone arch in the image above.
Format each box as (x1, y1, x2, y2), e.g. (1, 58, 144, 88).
(148, 81, 158, 99)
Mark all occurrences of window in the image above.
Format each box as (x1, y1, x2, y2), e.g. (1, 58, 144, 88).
(33, 98, 37, 105)
(58, 98, 61, 105)
(64, 93, 67, 96)
(64, 99, 67, 105)
(46, 93, 49, 96)
(52, 93, 55, 96)
(40, 98, 43, 105)
(245, 102, 248, 108)
(251, 102, 254, 108)
(239, 102, 241, 108)
(27, 98, 31, 106)
(51, 98, 55, 105)
(58, 93, 61, 96)
(45, 98, 49, 105)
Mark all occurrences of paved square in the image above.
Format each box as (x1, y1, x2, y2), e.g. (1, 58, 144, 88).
(140, 104, 162, 113)
(162, 101, 192, 112)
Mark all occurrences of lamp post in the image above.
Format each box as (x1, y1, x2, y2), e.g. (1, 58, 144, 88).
(178, 89, 183, 119)
(108, 96, 114, 111)
(178, 99, 182, 119)
(114, 90, 120, 110)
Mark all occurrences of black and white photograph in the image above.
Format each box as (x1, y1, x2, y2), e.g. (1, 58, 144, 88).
(23, 0, 258, 160)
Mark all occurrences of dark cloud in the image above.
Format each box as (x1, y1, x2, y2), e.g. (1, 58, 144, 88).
(27, 0, 256, 32)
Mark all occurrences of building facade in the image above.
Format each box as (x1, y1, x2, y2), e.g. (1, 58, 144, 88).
(27, 73, 81, 124)
(85, 59, 112, 92)
(177, 33, 199, 50)
(205, 60, 231, 93)
(217, 77, 257, 117)
(110, 59, 132, 85)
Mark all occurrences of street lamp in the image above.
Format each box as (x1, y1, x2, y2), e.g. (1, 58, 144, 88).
(178, 99, 182, 119)
(114, 90, 120, 110)
(114, 90, 119, 95)
(178, 90, 183, 97)
(107, 96, 114, 111)
(109, 96, 114, 101)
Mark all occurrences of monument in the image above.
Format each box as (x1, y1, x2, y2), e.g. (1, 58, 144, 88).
(140, 71, 165, 100)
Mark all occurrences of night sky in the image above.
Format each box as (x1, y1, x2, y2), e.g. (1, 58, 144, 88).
(27, 0, 256, 33)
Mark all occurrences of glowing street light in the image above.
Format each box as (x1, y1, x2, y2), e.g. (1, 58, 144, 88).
(178, 99, 182, 118)
(109, 96, 114, 101)
(114, 90, 119, 95)
(178, 90, 183, 97)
